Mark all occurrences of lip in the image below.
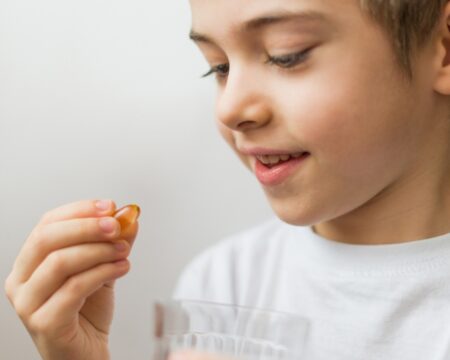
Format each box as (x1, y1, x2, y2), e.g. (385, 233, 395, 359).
(253, 153, 310, 186)
(239, 147, 306, 156)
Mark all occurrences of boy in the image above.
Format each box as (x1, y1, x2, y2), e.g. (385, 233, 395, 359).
(5, 0, 450, 359)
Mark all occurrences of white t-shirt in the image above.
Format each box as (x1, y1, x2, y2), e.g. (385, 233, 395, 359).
(172, 217, 450, 360)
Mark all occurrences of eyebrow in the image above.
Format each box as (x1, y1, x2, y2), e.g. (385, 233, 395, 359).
(189, 10, 327, 44)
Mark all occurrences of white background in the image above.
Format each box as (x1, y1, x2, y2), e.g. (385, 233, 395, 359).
(0, 1, 272, 358)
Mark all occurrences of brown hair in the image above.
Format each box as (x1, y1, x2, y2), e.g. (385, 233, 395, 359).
(361, 0, 448, 75)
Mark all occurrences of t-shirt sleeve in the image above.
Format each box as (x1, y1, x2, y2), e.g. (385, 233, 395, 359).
(170, 219, 280, 304)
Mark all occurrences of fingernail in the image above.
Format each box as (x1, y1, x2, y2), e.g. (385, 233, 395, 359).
(99, 217, 117, 233)
(95, 199, 111, 212)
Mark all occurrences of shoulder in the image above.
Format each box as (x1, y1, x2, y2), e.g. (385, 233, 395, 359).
(171, 217, 295, 303)
(184, 216, 287, 273)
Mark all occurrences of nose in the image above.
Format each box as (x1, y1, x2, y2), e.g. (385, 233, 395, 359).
(215, 65, 272, 132)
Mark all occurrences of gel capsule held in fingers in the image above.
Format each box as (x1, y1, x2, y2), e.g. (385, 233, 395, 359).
(113, 204, 141, 233)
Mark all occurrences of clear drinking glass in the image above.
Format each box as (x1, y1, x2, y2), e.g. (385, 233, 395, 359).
(151, 300, 310, 360)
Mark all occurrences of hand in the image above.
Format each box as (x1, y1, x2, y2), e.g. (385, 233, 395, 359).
(4, 199, 139, 360)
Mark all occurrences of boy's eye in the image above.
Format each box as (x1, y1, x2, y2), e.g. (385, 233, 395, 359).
(200, 47, 313, 79)
(202, 63, 229, 79)
(266, 47, 313, 69)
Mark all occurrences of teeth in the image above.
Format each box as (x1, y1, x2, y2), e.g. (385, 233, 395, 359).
(268, 155, 280, 165)
(256, 152, 305, 166)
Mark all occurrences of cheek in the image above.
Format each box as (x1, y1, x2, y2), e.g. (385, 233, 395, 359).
(268, 77, 414, 225)
(280, 69, 413, 179)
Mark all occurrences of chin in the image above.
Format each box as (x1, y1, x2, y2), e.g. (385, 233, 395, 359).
(268, 199, 323, 227)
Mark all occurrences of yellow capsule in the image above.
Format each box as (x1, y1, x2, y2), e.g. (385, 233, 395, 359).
(113, 204, 141, 233)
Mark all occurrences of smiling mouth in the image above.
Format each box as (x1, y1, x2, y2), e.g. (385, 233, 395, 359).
(255, 152, 309, 168)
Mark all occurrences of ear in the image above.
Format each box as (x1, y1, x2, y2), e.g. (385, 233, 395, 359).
(433, 1, 450, 95)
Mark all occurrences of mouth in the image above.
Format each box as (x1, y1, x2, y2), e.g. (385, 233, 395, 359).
(255, 152, 307, 169)
(253, 152, 310, 186)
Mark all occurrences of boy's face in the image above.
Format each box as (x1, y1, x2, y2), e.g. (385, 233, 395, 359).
(189, 0, 438, 227)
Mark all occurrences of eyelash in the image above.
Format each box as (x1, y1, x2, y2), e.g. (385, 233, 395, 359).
(201, 47, 313, 79)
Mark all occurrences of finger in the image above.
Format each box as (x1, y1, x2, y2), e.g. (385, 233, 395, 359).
(14, 241, 130, 317)
(102, 221, 139, 288)
(13, 216, 121, 283)
(38, 199, 116, 226)
(26, 260, 130, 338)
